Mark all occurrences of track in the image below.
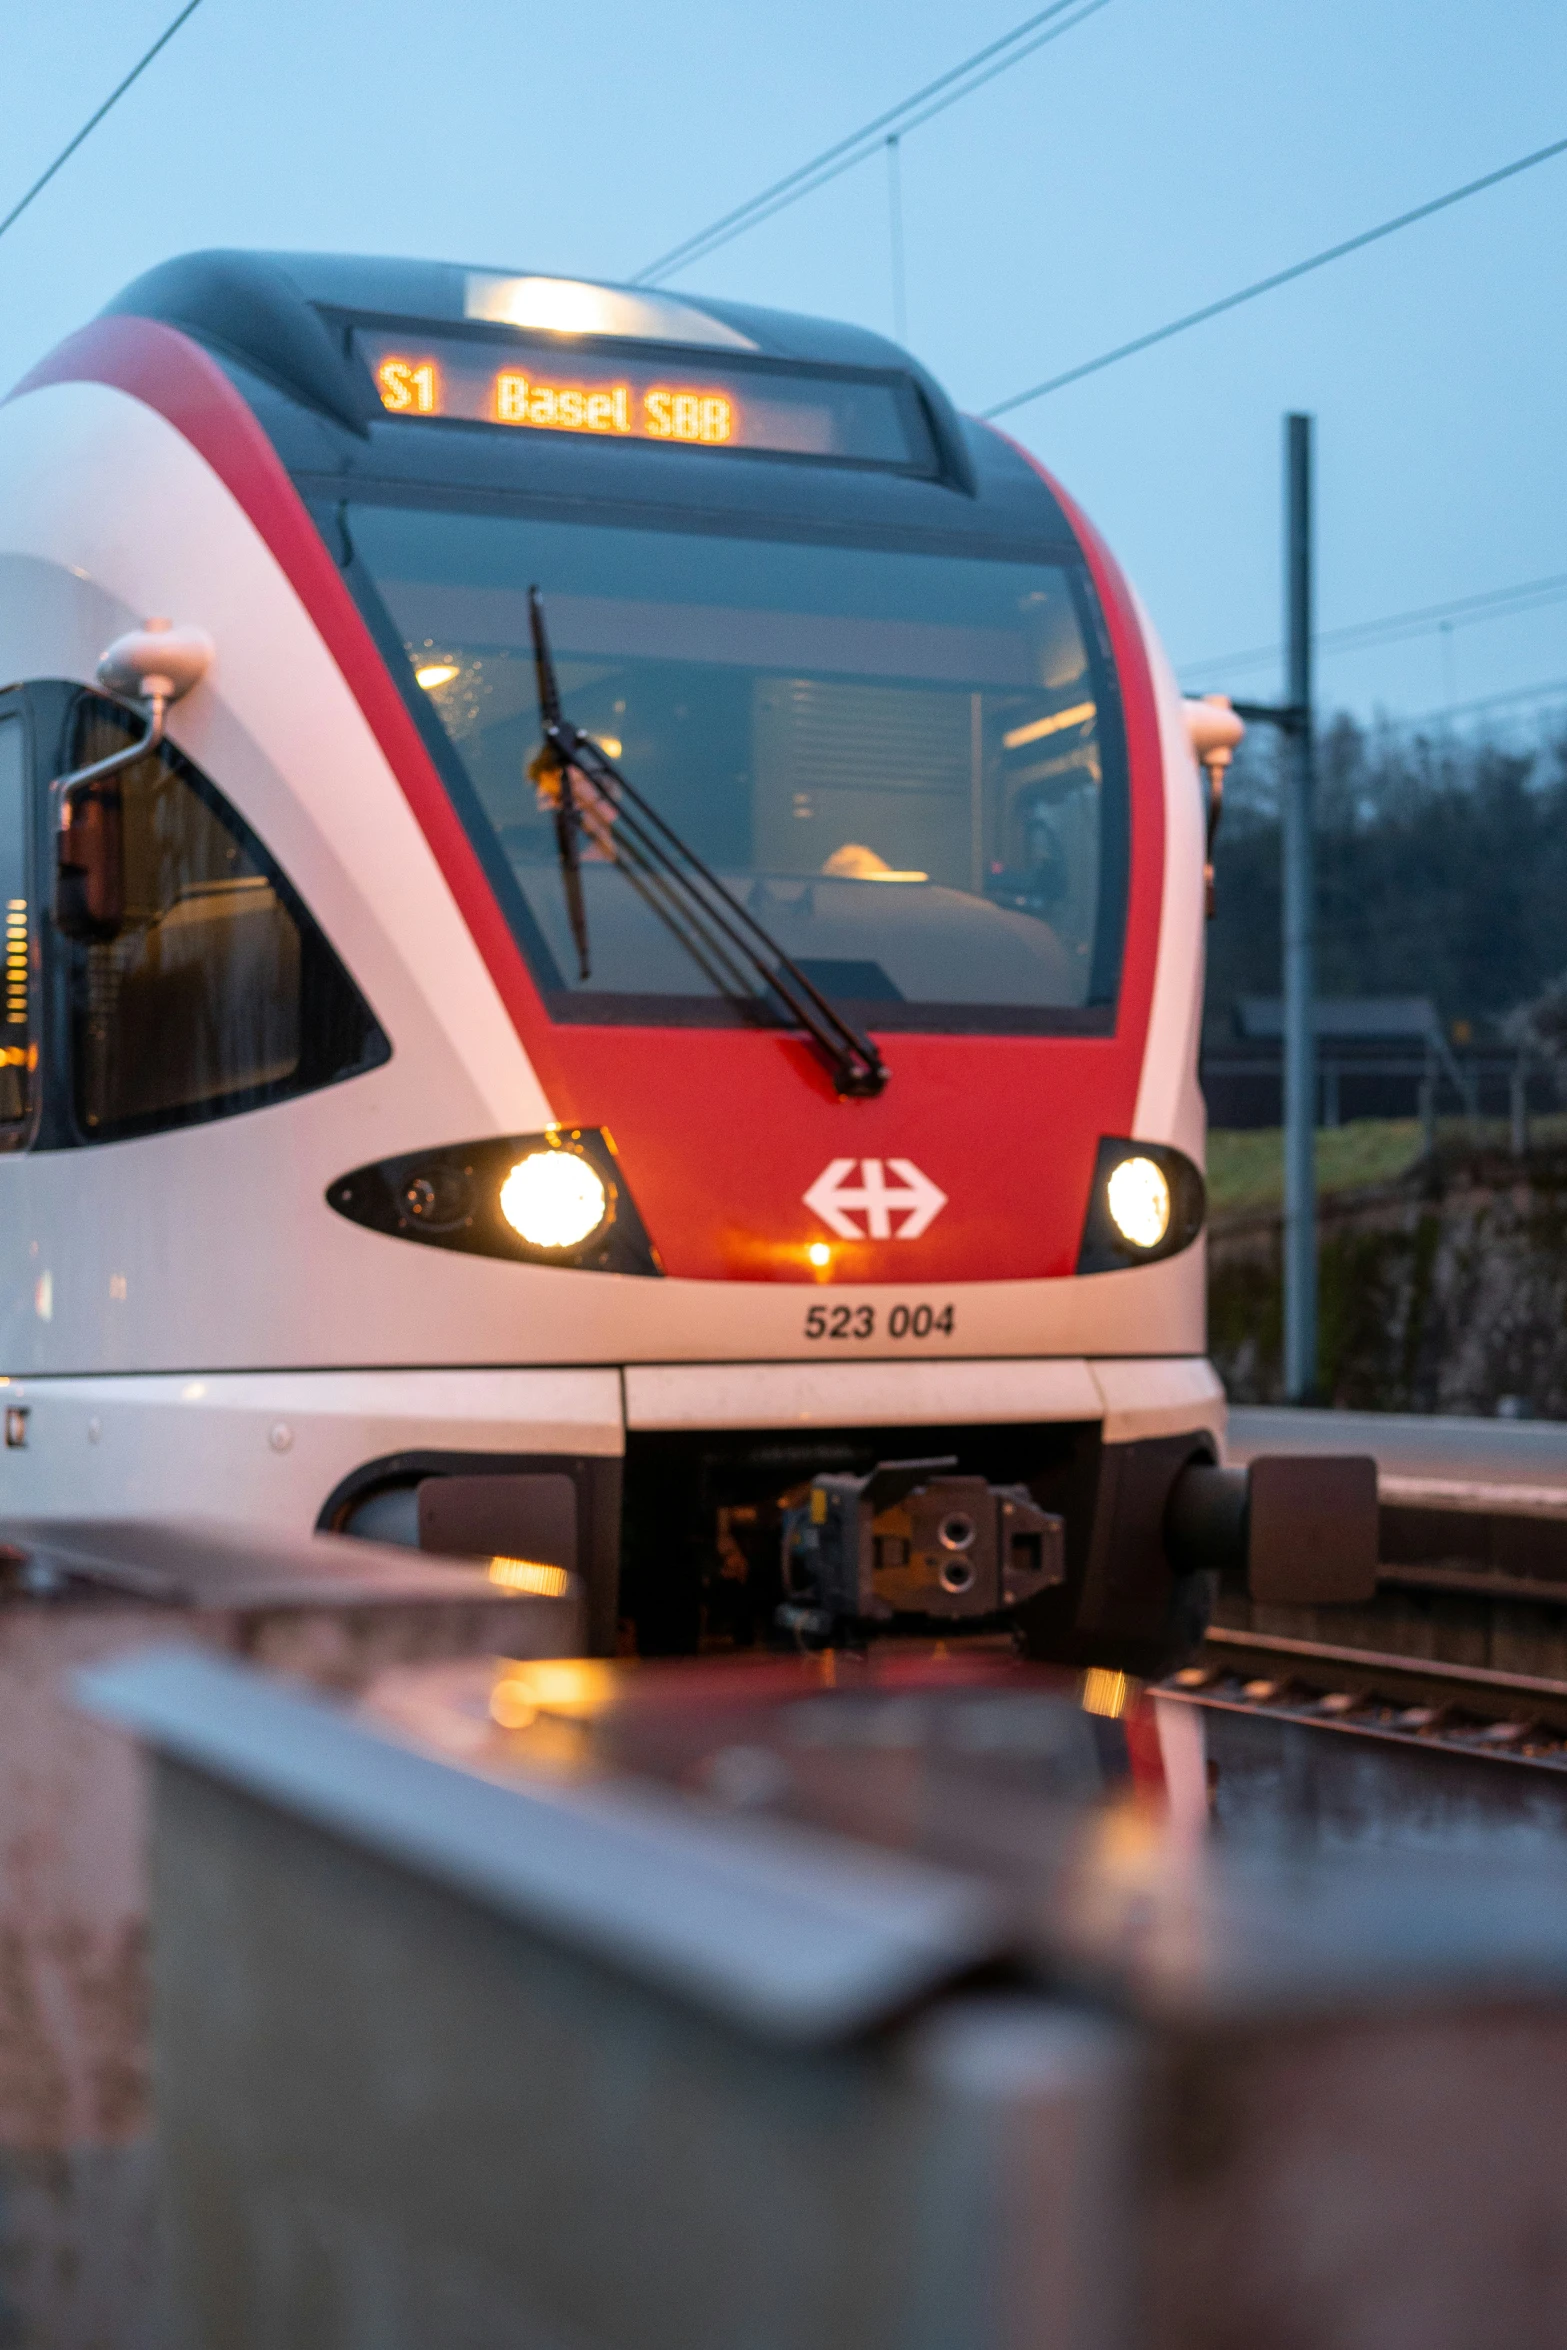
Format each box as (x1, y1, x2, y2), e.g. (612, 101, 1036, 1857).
(1157, 1626, 1567, 1857)
(1158, 1406, 1567, 1836)
(1171, 1626, 1567, 1752)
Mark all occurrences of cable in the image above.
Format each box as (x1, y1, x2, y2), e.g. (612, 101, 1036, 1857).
(1184, 571, 1567, 684)
(865, 0, 1109, 144)
(1388, 675, 1567, 731)
(0, 0, 206, 249)
(632, 0, 1108, 286)
(1226, 674, 1567, 747)
(982, 129, 1567, 419)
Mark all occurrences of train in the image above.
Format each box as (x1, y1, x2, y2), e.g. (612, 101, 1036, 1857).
(0, 248, 1362, 1668)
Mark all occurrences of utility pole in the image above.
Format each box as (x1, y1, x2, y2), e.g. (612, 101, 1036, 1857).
(1225, 416, 1318, 1400)
(1281, 414, 1317, 1401)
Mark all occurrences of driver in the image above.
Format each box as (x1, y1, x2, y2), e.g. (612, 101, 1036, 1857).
(528, 744, 620, 860)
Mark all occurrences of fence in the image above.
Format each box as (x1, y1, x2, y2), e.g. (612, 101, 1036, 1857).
(1202, 1044, 1553, 1151)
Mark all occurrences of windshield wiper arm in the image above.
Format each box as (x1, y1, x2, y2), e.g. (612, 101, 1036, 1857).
(528, 587, 592, 981)
(526, 587, 888, 1099)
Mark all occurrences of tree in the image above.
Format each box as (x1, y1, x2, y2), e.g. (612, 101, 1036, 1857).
(1204, 715, 1567, 1043)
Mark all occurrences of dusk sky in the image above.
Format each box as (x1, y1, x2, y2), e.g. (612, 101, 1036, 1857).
(4, 0, 1563, 735)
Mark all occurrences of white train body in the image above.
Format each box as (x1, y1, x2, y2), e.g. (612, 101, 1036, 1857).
(0, 252, 1221, 1664)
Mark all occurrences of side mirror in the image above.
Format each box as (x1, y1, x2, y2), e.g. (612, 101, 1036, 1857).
(53, 619, 213, 945)
(1182, 694, 1246, 919)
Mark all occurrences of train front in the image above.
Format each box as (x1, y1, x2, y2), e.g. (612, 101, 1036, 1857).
(0, 253, 1220, 1669)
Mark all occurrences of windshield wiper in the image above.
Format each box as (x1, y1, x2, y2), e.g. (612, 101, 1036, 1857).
(526, 587, 889, 1099)
(528, 589, 593, 982)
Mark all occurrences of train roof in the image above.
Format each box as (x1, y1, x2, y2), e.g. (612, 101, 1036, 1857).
(109, 247, 926, 374)
(91, 249, 1080, 559)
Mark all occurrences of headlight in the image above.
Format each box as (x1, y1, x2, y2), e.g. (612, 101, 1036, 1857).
(327, 1127, 660, 1277)
(1076, 1138, 1205, 1275)
(1106, 1155, 1171, 1249)
(499, 1150, 608, 1249)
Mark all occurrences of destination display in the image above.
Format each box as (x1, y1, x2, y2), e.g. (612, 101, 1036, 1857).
(356, 331, 926, 467)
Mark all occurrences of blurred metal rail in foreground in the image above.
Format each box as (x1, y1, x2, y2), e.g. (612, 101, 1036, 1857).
(0, 1518, 579, 2350)
(81, 1640, 1567, 2350)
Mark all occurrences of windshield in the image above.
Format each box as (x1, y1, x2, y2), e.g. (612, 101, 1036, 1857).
(348, 506, 1129, 1033)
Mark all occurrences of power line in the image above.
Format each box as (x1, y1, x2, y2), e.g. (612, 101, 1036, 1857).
(0, 0, 206, 249)
(982, 129, 1567, 419)
(1391, 675, 1567, 731)
(1230, 674, 1567, 748)
(1256, 575, 1567, 670)
(632, 0, 1108, 287)
(1184, 570, 1567, 684)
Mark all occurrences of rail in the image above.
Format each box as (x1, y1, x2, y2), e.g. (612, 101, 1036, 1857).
(1171, 1627, 1567, 1751)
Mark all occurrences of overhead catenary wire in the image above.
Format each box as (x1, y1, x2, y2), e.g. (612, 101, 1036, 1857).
(982, 129, 1567, 418)
(0, 0, 206, 249)
(1184, 571, 1567, 686)
(1388, 675, 1567, 733)
(1222, 676, 1567, 761)
(632, 0, 1109, 286)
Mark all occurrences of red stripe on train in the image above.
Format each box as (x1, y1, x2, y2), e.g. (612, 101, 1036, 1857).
(10, 324, 1167, 1283)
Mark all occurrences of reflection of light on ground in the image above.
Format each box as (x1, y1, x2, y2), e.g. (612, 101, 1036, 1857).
(490, 1658, 617, 1728)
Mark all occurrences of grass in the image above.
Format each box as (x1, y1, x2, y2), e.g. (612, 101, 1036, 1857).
(1206, 1112, 1567, 1218)
(1207, 1118, 1425, 1218)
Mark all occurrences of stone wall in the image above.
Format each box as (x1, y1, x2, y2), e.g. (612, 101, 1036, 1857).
(1209, 1144, 1567, 1413)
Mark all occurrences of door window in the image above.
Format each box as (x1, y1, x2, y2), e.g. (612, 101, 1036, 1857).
(65, 698, 388, 1141)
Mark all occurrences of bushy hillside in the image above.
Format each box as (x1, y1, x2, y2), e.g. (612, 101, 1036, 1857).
(1209, 1136, 1567, 1414)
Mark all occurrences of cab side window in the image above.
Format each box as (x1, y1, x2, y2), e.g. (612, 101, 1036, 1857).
(66, 697, 388, 1141)
(0, 711, 35, 1140)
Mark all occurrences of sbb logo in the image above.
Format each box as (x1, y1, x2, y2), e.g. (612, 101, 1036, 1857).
(802, 1157, 947, 1240)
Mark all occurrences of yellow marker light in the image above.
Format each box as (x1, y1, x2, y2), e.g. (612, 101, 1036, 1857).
(1106, 1156, 1171, 1250)
(1081, 1666, 1133, 1719)
(415, 662, 459, 690)
(499, 1150, 608, 1249)
(488, 1556, 571, 1598)
(6, 898, 27, 1028)
(807, 1242, 831, 1269)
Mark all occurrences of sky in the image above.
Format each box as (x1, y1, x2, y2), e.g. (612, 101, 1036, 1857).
(1, 0, 1563, 738)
